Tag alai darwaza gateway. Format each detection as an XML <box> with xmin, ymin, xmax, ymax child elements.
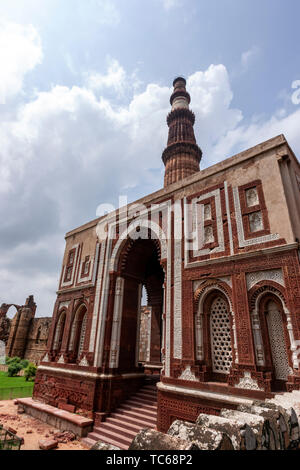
<box><xmin>23</xmin><ymin>77</ymin><xmax>300</xmax><ymax>446</ymax></box>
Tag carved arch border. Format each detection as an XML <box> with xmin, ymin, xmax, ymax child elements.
<box><xmin>109</xmin><ymin>219</ymin><xmax>168</xmax><ymax>274</ymax></box>
<box><xmin>104</xmin><ymin>218</ymin><xmax>170</xmax><ymax>374</ymax></box>
<box><xmin>52</xmin><ymin>307</ymin><xmax>67</xmax><ymax>352</ymax></box>
<box><xmin>68</xmin><ymin>301</ymin><xmax>89</xmax><ymax>364</ymax></box>
<box><xmin>248</xmin><ymin>280</ymin><xmax>299</xmax><ymax>370</ymax></box>
<box><xmin>193</xmin><ymin>280</ymin><xmax>238</xmax><ymax>365</ymax></box>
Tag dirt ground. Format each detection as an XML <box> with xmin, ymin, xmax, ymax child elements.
<box><xmin>0</xmin><ymin>400</ymin><xmax>87</xmax><ymax>450</ymax></box>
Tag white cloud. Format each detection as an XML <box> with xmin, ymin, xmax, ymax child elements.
<box><xmin>85</xmin><ymin>58</ymin><xmax>127</xmax><ymax>95</ymax></box>
<box><xmin>160</xmin><ymin>0</ymin><xmax>182</xmax><ymax>10</ymax></box>
<box><xmin>187</xmin><ymin>65</ymin><xmax>243</xmax><ymax>162</ymax></box>
<box><xmin>85</xmin><ymin>58</ymin><xmax>142</xmax><ymax>97</ymax></box>
<box><xmin>96</xmin><ymin>0</ymin><xmax>120</xmax><ymax>25</ymax></box>
<box><xmin>241</xmin><ymin>45</ymin><xmax>260</xmax><ymax>70</ymax></box>
<box><xmin>1</xmin><ymin>41</ymin><xmax>299</xmax><ymax>316</ymax></box>
<box><xmin>77</xmin><ymin>0</ymin><xmax>120</xmax><ymax>26</ymax></box>
<box><xmin>0</xmin><ymin>20</ymin><xmax>43</xmax><ymax>104</ymax></box>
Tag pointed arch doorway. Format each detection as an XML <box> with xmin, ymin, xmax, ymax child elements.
<box><xmin>265</xmin><ymin>299</ymin><xmax>290</xmax><ymax>389</ymax></box>
<box><xmin>110</xmin><ymin>236</ymin><xmax>165</xmax><ymax>375</ymax></box>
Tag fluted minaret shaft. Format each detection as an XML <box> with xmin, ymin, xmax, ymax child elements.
<box><xmin>162</xmin><ymin>77</ymin><xmax>202</xmax><ymax>187</ymax></box>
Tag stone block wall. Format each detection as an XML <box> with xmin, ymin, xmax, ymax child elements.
<box><xmin>24</xmin><ymin>317</ymin><xmax>52</xmax><ymax>364</ymax></box>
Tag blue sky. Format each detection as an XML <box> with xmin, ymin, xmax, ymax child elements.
<box><xmin>0</xmin><ymin>0</ymin><xmax>299</xmax><ymax>316</ymax></box>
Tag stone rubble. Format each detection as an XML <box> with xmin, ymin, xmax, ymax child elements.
<box><xmin>53</xmin><ymin>431</ymin><xmax>76</xmax><ymax>443</ymax></box>
<box><xmin>129</xmin><ymin>428</ymin><xmax>200</xmax><ymax>451</ymax></box>
<box><xmin>127</xmin><ymin>400</ymin><xmax>300</xmax><ymax>451</ymax></box>
<box><xmin>91</xmin><ymin>441</ymin><xmax>122</xmax><ymax>451</ymax></box>
<box><xmin>196</xmin><ymin>413</ymin><xmax>256</xmax><ymax>450</ymax></box>
<box><xmin>38</xmin><ymin>439</ymin><xmax>59</xmax><ymax>450</ymax></box>
<box><xmin>167</xmin><ymin>420</ymin><xmax>234</xmax><ymax>450</ymax></box>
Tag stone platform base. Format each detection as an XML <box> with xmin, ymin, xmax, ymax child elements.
<box><xmin>157</xmin><ymin>382</ymin><xmax>255</xmax><ymax>432</ymax></box>
<box><xmin>16</xmin><ymin>398</ymin><xmax>93</xmax><ymax>437</ymax></box>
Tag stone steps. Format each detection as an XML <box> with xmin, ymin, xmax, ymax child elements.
<box><xmin>82</xmin><ymin>382</ymin><xmax>157</xmax><ymax>449</ymax></box>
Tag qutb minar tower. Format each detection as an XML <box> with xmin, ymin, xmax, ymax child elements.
<box><xmin>162</xmin><ymin>77</ymin><xmax>202</xmax><ymax>186</ymax></box>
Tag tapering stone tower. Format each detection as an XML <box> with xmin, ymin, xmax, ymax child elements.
<box><xmin>162</xmin><ymin>77</ymin><xmax>202</xmax><ymax>187</ymax></box>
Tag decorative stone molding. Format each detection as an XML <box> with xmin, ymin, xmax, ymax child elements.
<box><xmin>57</xmin><ymin>354</ymin><xmax>65</xmax><ymax>364</ymax></box>
<box><xmin>251</xmin><ymin>310</ymin><xmax>265</xmax><ymax>366</ymax></box>
<box><xmin>193</xmin><ymin>277</ymin><xmax>232</xmax><ymax>292</ymax></box>
<box><xmin>186</xmin><ymin>189</ymin><xmax>225</xmax><ymax>258</ymax></box>
<box><xmin>246</xmin><ymin>269</ymin><xmax>284</xmax><ymax>291</ymax></box>
<box><xmin>79</xmin><ymin>356</ymin><xmax>89</xmax><ymax>367</ymax></box>
<box><xmin>173</xmin><ymin>200</ymin><xmax>182</xmax><ymax>359</ymax></box>
<box><xmin>233</xmin><ymin>187</ymin><xmax>279</xmax><ymax>247</ymax></box>
<box><xmin>178</xmin><ymin>366</ymin><xmax>199</xmax><ymax>382</ymax></box>
<box><xmin>59</xmin><ymin>301</ymin><xmax>70</xmax><ymax>309</ymax></box>
<box><xmin>109</xmin><ymin>276</ymin><xmax>125</xmax><ymax>369</ymax></box>
<box><xmin>42</xmin><ymin>353</ymin><xmax>50</xmax><ymax>363</ymax></box>
<box><xmin>60</xmin><ymin>244</ymin><xmax>80</xmax><ymax>288</ymax></box>
<box><xmin>234</xmin><ymin>372</ymin><xmax>264</xmax><ymax>391</ymax></box>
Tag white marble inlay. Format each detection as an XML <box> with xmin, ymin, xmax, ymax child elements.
<box><xmin>246</xmin><ymin>269</ymin><xmax>284</xmax><ymax>290</ymax></box>
<box><xmin>234</xmin><ymin>372</ymin><xmax>263</xmax><ymax>391</ymax></box>
<box><xmin>233</xmin><ymin>187</ymin><xmax>279</xmax><ymax>247</ymax></box>
<box><xmin>173</xmin><ymin>200</ymin><xmax>182</xmax><ymax>360</ymax></box>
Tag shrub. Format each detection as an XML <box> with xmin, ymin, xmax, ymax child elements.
<box><xmin>20</xmin><ymin>359</ymin><xmax>29</xmax><ymax>369</ymax></box>
<box><xmin>7</xmin><ymin>362</ymin><xmax>23</xmax><ymax>377</ymax></box>
<box><xmin>24</xmin><ymin>363</ymin><xmax>37</xmax><ymax>382</ymax></box>
<box><xmin>6</xmin><ymin>356</ymin><xmax>21</xmax><ymax>365</ymax></box>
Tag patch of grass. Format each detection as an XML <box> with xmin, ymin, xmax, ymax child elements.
<box><xmin>0</xmin><ymin>371</ymin><xmax>34</xmax><ymax>400</ymax></box>
<box><xmin>0</xmin><ymin>371</ymin><xmax>32</xmax><ymax>388</ymax></box>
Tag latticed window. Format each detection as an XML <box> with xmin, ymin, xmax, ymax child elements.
<box><xmin>210</xmin><ymin>296</ymin><xmax>232</xmax><ymax>374</ymax></box>
<box><xmin>78</xmin><ymin>313</ymin><xmax>87</xmax><ymax>358</ymax></box>
<box><xmin>266</xmin><ymin>301</ymin><xmax>290</xmax><ymax>381</ymax></box>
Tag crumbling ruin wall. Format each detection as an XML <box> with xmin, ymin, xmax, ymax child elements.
<box><xmin>0</xmin><ymin>297</ymin><xmax>51</xmax><ymax>364</ymax></box>
<box><xmin>129</xmin><ymin>400</ymin><xmax>300</xmax><ymax>451</ymax></box>
<box><xmin>0</xmin><ymin>315</ymin><xmax>11</xmax><ymax>346</ymax></box>
<box><xmin>24</xmin><ymin>317</ymin><xmax>52</xmax><ymax>364</ymax></box>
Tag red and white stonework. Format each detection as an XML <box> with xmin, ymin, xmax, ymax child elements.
<box><xmin>34</xmin><ymin>77</ymin><xmax>300</xmax><ymax>434</ymax></box>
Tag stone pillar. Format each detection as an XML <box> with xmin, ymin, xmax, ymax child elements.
<box><xmin>146</xmin><ymin>304</ymin><xmax>162</xmax><ymax>365</ymax></box>
<box><xmin>231</xmin><ymin>274</ymin><xmax>256</xmax><ymax>368</ymax></box>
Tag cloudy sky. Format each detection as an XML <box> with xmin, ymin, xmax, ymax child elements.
<box><xmin>0</xmin><ymin>0</ymin><xmax>299</xmax><ymax>317</ymax></box>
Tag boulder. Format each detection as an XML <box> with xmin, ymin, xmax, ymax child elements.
<box><xmin>91</xmin><ymin>441</ymin><xmax>122</xmax><ymax>451</ymax></box>
<box><xmin>220</xmin><ymin>409</ymin><xmax>273</xmax><ymax>450</ymax></box>
<box><xmin>237</xmin><ymin>403</ymin><xmax>285</xmax><ymax>450</ymax></box>
<box><xmin>129</xmin><ymin>428</ymin><xmax>199</xmax><ymax>451</ymax></box>
<box><xmin>38</xmin><ymin>439</ymin><xmax>58</xmax><ymax>450</ymax></box>
<box><xmin>196</xmin><ymin>413</ymin><xmax>256</xmax><ymax>450</ymax></box>
<box><xmin>265</xmin><ymin>400</ymin><xmax>299</xmax><ymax>449</ymax></box>
<box><xmin>167</xmin><ymin>420</ymin><xmax>234</xmax><ymax>450</ymax></box>
<box><xmin>53</xmin><ymin>431</ymin><xmax>76</xmax><ymax>443</ymax></box>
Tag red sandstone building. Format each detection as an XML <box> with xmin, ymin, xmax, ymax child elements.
<box><xmin>33</xmin><ymin>78</ymin><xmax>300</xmax><ymax>436</ymax></box>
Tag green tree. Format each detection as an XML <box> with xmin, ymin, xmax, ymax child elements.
<box><xmin>20</xmin><ymin>359</ymin><xmax>29</xmax><ymax>369</ymax></box>
<box><xmin>24</xmin><ymin>363</ymin><xmax>37</xmax><ymax>382</ymax></box>
<box><xmin>7</xmin><ymin>362</ymin><xmax>23</xmax><ymax>377</ymax></box>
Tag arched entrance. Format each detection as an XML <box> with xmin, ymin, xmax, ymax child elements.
<box><xmin>116</xmin><ymin>237</ymin><xmax>164</xmax><ymax>374</ymax></box>
<box><xmin>53</xmin><ymin>310</ymin><xmax>67</xmax><ymax>354</ymax></box>
<box><xmin>250</xmin><ymin>286</ymin><xmax>294</xmax><ymax>392</ymax></box>
<box><xmin>68</xmin><ymin>304</ymin><xmax>88</xmax><ymax>363</ymax></box>
<box><xmin>266</xmin><ymin>300</ymin><xmax>290</xmax><ymax>381</ymax></box>
<box><xmin>261</xmin><ymin>297</ymin><xmax>291</xmax><ymax>390</ymax></box>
